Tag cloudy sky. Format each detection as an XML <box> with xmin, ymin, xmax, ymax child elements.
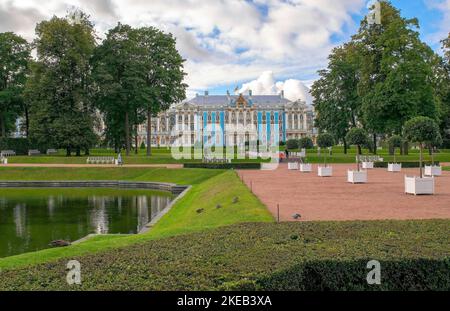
<box><xmin>1</xmin><ymin>0</ymin><xmax>449</xmax><ymax>103</ymax></box>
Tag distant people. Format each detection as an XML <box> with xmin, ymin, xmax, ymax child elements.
<box><xmin>285</xmin><ymin>149</ymin><xmax>289</xmax><ymax>158</ymax></box>
<box><xmin>117</xmin><ymin>152</ymin><xmax>123</xmax><ymax>166</ymax></box>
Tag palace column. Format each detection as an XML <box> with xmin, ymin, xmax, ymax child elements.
<box><xmin>303</xmin><ymin>112</ymin><xmax>308</xmax><ymax>132</ymax></box>
<box><xmin>298</xmin><ymin>113</ymin><xmax>301</xmax><ymax>131</ymax></box>
<box><xmin>291</xmin><ymin>112</ymin><xmax>295</xmax><ymax>130</ymax></box>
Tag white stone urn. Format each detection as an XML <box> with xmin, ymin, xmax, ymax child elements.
<box><xmin>362</xmin><ymin>161</ymin><xmax>374</xmax><ymax>169</ymax></box>
<box><xmin>424</xmin><ymin>165</ymin><xmax>442</xmax><ymax>177</ymax></box>
<box><xmin>405</xmin><ymin>176</ymin><xmax>434</xmax><ymax>195</ymax></box>
<box><xmin>347</xmin><ymin>170</ymin><xmax>367</xmax><ymax>184</ymax></box>
<box><xmin>388</xmin><ymin>163</ymin><xmax>402</xmax><ymax>172</ymax></box>
<box><xmin>300</xmin><ymin>163</ymin><xmax>312</xmax><ymax>172</ymax></box>
<box><xmin>288</xmin><ymin>162</ymin><xmax>299</xmax><ymax>170</ymax></box>
<box><xmin>318</xmin><ymin>166</ymin><xmax>332</xmax><ymax>177</ymax></box>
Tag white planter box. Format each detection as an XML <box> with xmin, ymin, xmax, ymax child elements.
<box><xmin>288</xmin><ymin>162</ymin><xmax>299</xmax><ymax>170</ymax></box>
<box><xmin>114</xmin><ymin>159</ymin><xmax>119</xmax><ymax>165</ymax></box>
<box><xmin>424</xmin><ymin>165</ymin><xmax>442</xmax><ymax>177</ymax></box>
<box><xmin>405</xmin><ymin>176</ymin><xmax>434</xmax><ymax>195</ymax></box>
<box><xmin>362</xmin><ymin>161</ymin><xmax>374</xmax><ymax>169</ymax></box>
<box><xmin>388</xmin><ymin>163</ymin><xmax>402</xmax><ymax>172</ymax></box>
<box><xmin>347</xmin><ymin>170</ymin><xmax>367</xmax><ymax>184</ymax></box>
<box><xmin>318</xmin><ymin>166</ymin><xmax>332</xmax><ymax>177</ymax></box>
<box><xmin>300</xmin><ymin>163</ymin><xmax>312</xmax><ymax>172</ymax></box>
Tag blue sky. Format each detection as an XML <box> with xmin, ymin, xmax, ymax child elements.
<box><xmin>1</xmin><ymin>0</ymin><xmax>449</xmax><ymax>102</ymax></box>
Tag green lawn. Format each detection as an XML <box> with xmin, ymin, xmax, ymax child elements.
<box><xmin>0</xmin><ymin>167</ymin><xmax>273</xmax><ymax>270</ymax></box>
<box><xmin>6</xmin><ymin>146</ymin><xmax>450</xmax><ymax>164</ymax></box>
<box><xmin>0</xmin><ymin>220</ymin><xmax>448</xmax><ymax>290</ymax></box>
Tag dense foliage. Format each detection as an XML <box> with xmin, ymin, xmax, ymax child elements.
<box><xmin>0</xmin><ymin>32</ymin><xmax>31</xmax><ymax>138</ymax></box>
<box><xmin>286</xmin><ymin>139</ymin><xmax>299</xmax><ymax>150</ymax></box>
<box><xmin>312</xmin><ymin>1</ymin><xmax>449</xmax><ymax>153</ymax></box>
<box><xmin>298</xmin><ymin>137</ymin><xmax>314</xmax><ymax>149</ymax></box>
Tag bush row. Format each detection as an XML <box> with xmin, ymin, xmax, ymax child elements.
<box><xmin>183</xmin><ymin>162</ymin><xmax>261</xmax><ymax>169</ymax></box>
<box><xmin>374</xmin><ymin>161</ymin><xmax>440</xmax><ymax>168</ymax></box>
<box><xmin>225</xmin><ymin>258</ymin><xmax>450</xmax><ymax>290</ymax></box>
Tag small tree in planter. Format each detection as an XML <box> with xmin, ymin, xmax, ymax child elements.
<box><xmin>403</xmin><ymin>116</ymin><xmax>440</xmax><ymax>195</ymax></box>
<box><xmin>346</xmin><ymin>128</ymin><xmax>369</xmax><ymax>183</ymax></box>
<box><xmin>387</xmin><ymin>135</ymin><xmax>403</xmax><ymax>172</ymax></box>
<box><xmin>425</xmin><ymin>129</ymin><xmax>443</xmax><ymax>177</ymax></box>
<box><xmin>316</xmin><ymin>133</ymin><xmax>334</xmax><ymax>177</ymax></box>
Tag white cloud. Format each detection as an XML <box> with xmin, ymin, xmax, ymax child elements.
<box><xmin>238</xmin><ymin>71</ymin><xmax>313</xmax><ymax>105</ymax></box>
<box><xmin>0</xmin><ymin>0</ymin><xmax>366</xmax><ymax>93</ymax></box>
<box><xmin>425</xmin><ymin>0</ymin><xmax>450</xmax><ymax>45</ymax></box>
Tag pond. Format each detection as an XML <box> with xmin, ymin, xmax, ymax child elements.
<box><xmin>0</xmin><ymin>188</ymin><xmax>174</xmax><ymax>258</ymax></box>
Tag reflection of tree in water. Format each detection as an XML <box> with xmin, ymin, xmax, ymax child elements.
<box><xmin>14</xmin><ymin>203</ymin><xmax>26</xmax><ymax>238</ymax></box>
<box><xmin>88</xmin><ymin>196</ymin><xmax>112</xmax><ymax>234</ymax></box>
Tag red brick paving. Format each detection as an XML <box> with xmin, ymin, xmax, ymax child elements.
<box><xmin>239</xmin><ymin>164</ymin><xmax>450</xmax><ymax>222</ymax></box>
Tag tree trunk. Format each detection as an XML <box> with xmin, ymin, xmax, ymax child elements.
<box><xmin>134</xmin><ymin>124</ymin><xmax>138</xmax><ymax>155</ymax></box>
<box><xmin>76</xmin><ymin>147</ymin><xmax>81</xmax><ymax>156</ymax></box>
<box><xmin>66</xmin><ymin>147</ymin><xmax>71</xmax><ymax>156</ymax></box>
<box><xmin>403</xmin><ymin>142</ymin><xmax>409</xmax><ymax>155</ymax></box>
<box><xmin>357</xmin><ymin>145</ymin><xmax>362</xmax><ymax>155</ymax></box>
<box><xmin>125</xmin><ymin>111</ymin><xmax>130</xmax><ymax>156</ymax></box>
<box><xmin>343</xmin><ymin>137</ymin><xmax>347</xmax><ymax>154</ymax></box>
<box><xmin>419</xmin><ymin>144</ymin><xmax>423</xmax><ymax>178</ymax></box>
<box><xmin>146</xmin><ymin>108</ymin><xmax>152</xmax><ymax>156</ymax></box>
<box><xmin>84</xmin><ymin>148</ymin><xmax>90</xmax><ymax>156</ymax></box>
<box><xmin>372</xmin><ymin>134</ymin><xmax>377</xmax><ymax>155</ymax></box>
<box><xmin>24</xmin><ymin>107</ymin><xmax>30</xmax><ymax>138</ymax></box>
<box><xmin>0</xmin><ymin>112</ymin><xmax>5</xmax><ymax>138</ymax></box>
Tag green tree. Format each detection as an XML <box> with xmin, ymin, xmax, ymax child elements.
<box><xmin>387</xmin><ymin>135</ymin><xmax>403</xmax><ymax>163</ymax></box>
<box><xmin>312</xmin><ymin>43</ymin><xmax>360</xmax><ymax>154</ymax></box>
<box><xmin>355</xmin><ymin>1</ymin><xmax>438</xmax><ymax>148</ymax></box>
<box><xmin>135</xmin><ymin>27</ymin><xmax>187</xmax><ymax>156</ymax></box>
<box><xmin>438</xmin><ymin>33</ymin><xmax>450</xmax><ymax>147</ymax></box>
<box><xmin>298</xmin><ymin>137</ymin><xmax>314</xmax><ymax>149</ymax></box>
<box><xmin>346</xmin><ymin>128</ymin><xmax>368</xmax><ymax>171</ymax></box>
<box><xmin>316</xmin><ymin>133</ymin><xmax>334</xmax><ymax>167</ymax></box>
<box><xmin>0</xmin><ymin>32</ymin><xmax>31</xmax><ymax>137</ymax></box>
<box><xmin>286</xmin><ymin>139</ymin><xmax>299</xmax><ymax>150</ymax></box>
<box><xmin>92</xmin><ymin>23</ymin><xmax>145</xmax><ymax>155</ymax></box>
<box><xmin>27</xmin><ymin>11</ymin><xmax>97</xmax><ymax>155</ymax></box>
<box><xmin>403</xmin><ymin>116</ymin><xmax>441</xmax><ymax>178</ymax></box>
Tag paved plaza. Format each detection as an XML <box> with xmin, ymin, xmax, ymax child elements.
<box><xmin>239</xmin><ymin>164</ymin><xmax>450</xmax><ymax>222</ymax></box>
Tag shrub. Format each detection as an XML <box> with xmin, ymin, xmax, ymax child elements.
<box><xmin>316</xmin><ymin>133</ymin><xmax>334</xmax><ymax>166</ymax></box>
<box><xmin>346</xmin><ymin>128</ymin><xmax>368</xmax><ymax>171</ymax></box>
<box><xmin>286</xmin><ymin>139</ymin><xmax>299</xmax><ymax>150</ymax></box>
<box><xmin>388</xmin><ymin>135</ymin><xmax>403</xmax><ymax>163</ymax></box>
<box><xmin>374</xmin><ymin>161</ymin><xmax>439</xmax><ymax>168</ymax></box>
<box><xmin>298</xmin><ymin>137</ymin><xmax>314</xmax><ymax>149</ymax></box>
<box><xmin>0</xmin><ymin>138</ymin><xmax>31</xmax><ymax>155</ymax></box>
<box><xmin>404</xmin><ymin>117</ymin><xmax>441</xmax><ymax>177</ymax></box>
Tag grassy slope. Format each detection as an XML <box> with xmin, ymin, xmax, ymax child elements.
<box><xmin>0</xmin><ymin>168</ymin><xmax>272</xmax><ymax>270</ymax></box>
<box><xmin>0</xmin><ymin>220</ymin><xmax>448</xmax><ymax>290</ymax></box>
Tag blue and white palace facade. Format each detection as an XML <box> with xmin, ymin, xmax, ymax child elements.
<box><xmin>137</xmin><ymin>90</ymin><xmax>316</xmax><ymax>147</ymax></box>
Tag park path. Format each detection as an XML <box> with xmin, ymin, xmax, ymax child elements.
<box><xmin>0</xmin><ymin>163</ymin><xmax>183</xmax><ymax>169</ymax></box>
<box><xmin>239</xmin><ymin>163</ymin><xmax>450</xmax><ymax>222</ymax></box>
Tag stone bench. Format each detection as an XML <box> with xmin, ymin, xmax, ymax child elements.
<box><xmin>46</xmin><ymin>149</ymin><xmax>58</xmax><ymax>155</ymax></box>
<box><xmin>86</xmin><ymin>156</ymin><xmax>115</xmax><ymax>164</ymax></box>
<box><xmin>1</xmin><ymin>150</ymin><xmax>15</xmax><ymax>157</ymax></box>
<box><xmin>28</xmin><ymin>149</ymin><xmax>41</xmax><ymax>156</ymax></box>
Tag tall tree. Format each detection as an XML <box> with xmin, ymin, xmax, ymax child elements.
<box><xmin>27</xmin><ymin>10</ymin><xmax>97</xmax><ymax>155</ymax></box>
<box><xmin>92</xmin><ymin>23</ymin><xmax>147</xmax><ymax>155</ymax></box>
<box><xmin>438</xmin><ymin>33</ymin><xmax>450</xmax><ymax>147</ymax></box>
<box><xmin>311</xmin><ymin>43</ymin><xmax>360</xmax><ymax>154</ymax></box>
<box><xmin>355</xmin><ymin>1</ymin><xmax>438</xmax><ymax>142</ymax></box>
<box><xmin>135</xmin><ymin>27</ymin><xmax>187</xmax><ymax>156</ymax></box>
<box><xmin>0</xmin><ymin>32</ymin><xmax>30</xmax><ymax>137</ymax></box>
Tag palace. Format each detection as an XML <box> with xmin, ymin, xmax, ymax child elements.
<box><xmin>136</xmin><ymin>90</ymin><xmax>316</xmax><ymax>147</ymax></box>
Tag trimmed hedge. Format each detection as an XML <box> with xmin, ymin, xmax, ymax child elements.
<box><xmin>184</xmin><ymin>162</ymin><xmax>261</xmax><ymax>169</ymax></box>
<box><xmin>0</xmin><ymin>220</ymin><xmax>448</xmax><ymax>290</ymax></box>
<box><xmin>228</xmin><ymin>258</ymin><xmax>450</xmax><ymax>291</ymax></box>
<box><xmin>374</xmin><ymin>161</ymin><xmax>440</xmax><ymax>168</ymax></box>
<box><xmin>0</xmin><ymin>138</ymin><xmax>30</xmax><ymax>155</ymax></box>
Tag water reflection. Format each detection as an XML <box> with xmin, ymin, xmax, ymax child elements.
<box><xmin>0</xmin><ymin>188</ymin><xmax>174</xmax><ymax>258</ymax></box>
